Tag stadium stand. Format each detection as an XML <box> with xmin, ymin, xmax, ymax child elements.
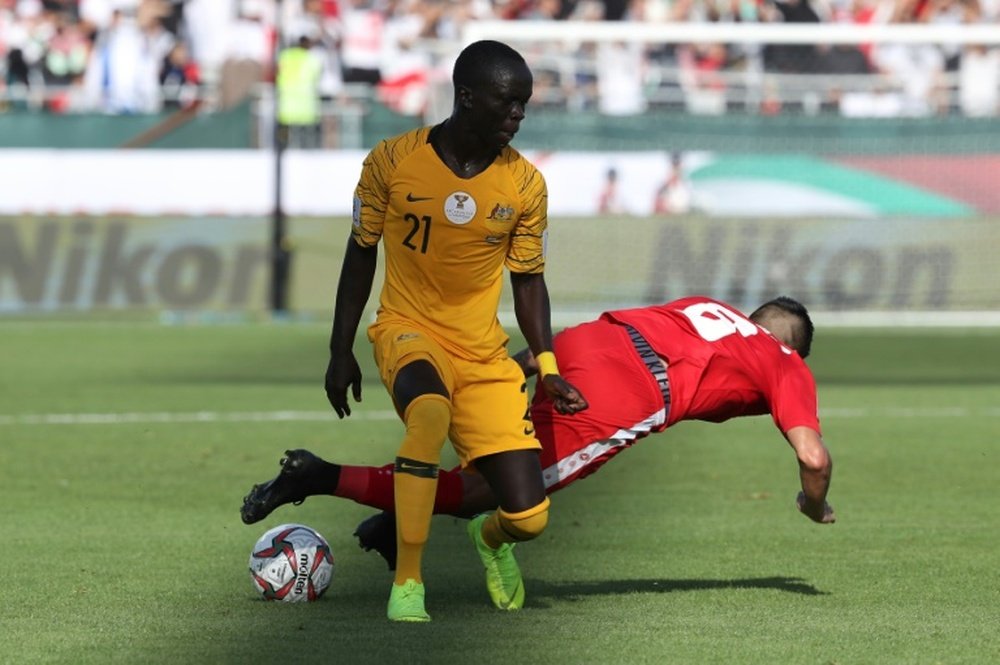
<box><xmin>2</xmin><ymin>0</ymin><xmax>997</xmax><ymax>136</ymax></box>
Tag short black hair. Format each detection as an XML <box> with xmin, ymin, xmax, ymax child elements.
<box><xmin>749</xmin><ymin>296</ymin><xmax>814</xmax><ymax>358</ymax></box>
<box><xmin>452</xmin><ymin>40</ymin><xmax>527</xmax><ymax>89</ymax></box>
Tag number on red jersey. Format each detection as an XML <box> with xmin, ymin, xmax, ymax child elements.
<box><xmin>682</xmin><ymin>302</ymin><xmax>759</xmax><ymax>342</ymax></box>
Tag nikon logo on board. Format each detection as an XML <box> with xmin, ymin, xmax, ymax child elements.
<box><xmin>0</xmin><ymin>218</ymin><xmax>270</xmax><ymax>310</ymax></box>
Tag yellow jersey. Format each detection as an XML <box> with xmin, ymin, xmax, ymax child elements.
<box><xmin>352</xmin><ymin>126</ymin><xmax>548</xmax><ymax>362</ymax></box>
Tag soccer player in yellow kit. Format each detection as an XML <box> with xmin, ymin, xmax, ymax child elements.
<box><xmin>322</xmin><ymin>40</ymin><xmax>588</xmax><ymax>622</ymax></box>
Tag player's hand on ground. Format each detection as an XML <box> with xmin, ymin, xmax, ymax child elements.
<box><xmin>325</xmin><ymin>352</ymin><xmax>363</xmax><ymax>418</ymax></box>
<box><xmin>541</xmin><ymin>375</ymin><xmax>589</xmax><ymax>415</ymax></box>
<box><xmin>796</xmin><ymin>491</ymin><xmax>836</xmax><ymax>524</ymax></box>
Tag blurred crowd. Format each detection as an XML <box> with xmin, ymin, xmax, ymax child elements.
<box><xmin>1</xmin><ymin>0</ymin><xmax>998</xmax><ymax>118</ymax></box>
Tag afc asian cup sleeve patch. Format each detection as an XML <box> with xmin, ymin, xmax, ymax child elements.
<box><xmin>352</xmin><ymin>194</ymin><xmax>362</xmax><ymax>228</ymax></box>
<box><xmin>542</xmin><ymin>229</ymin><xmax>548</xmax><ymax>258</ymax></box>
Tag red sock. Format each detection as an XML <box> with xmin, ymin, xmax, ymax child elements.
<box><xmin>432</xmin><ymin>467</ymin><xmax>464</xmax><ymax>515</ymax></box>
<box><xmin>333</xmin><ymin>464</ymin><xmax>392</xmax><ymax>511</ymax></box>
<box><xmin>333</xmin><ymin>463</ymin><xmax>465</xmax><ymax>516</ymax></box>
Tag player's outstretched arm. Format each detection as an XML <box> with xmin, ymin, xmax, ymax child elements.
<box><xmin>785</xmin><ymin>426</ymin><xmax>835</xmax><ymax>524</ymax></box>
<box><xmin>325</xmin><ymin>239</ymin><xmax>377</xmax><ymax>418</ymax></box>
<box><xmin>510</xmin><ymin>272</ymin><xmax>588</xmax><ymax>414</ymax></box>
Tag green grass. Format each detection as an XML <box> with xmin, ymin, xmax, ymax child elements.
<box><xmin>2</xmin><ymin>321</ymin><xmax>999</xmax><ymax>664</ymax></box>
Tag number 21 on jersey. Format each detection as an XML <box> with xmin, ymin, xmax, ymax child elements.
<box><xmin>402</xmin><ymin>213</ymin><xmax>431</xmax><ymax>253</ymax></box>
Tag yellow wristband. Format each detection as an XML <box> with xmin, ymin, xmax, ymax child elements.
<box><xmin>536</xmin><ymin>351</ymin><xmax>560</xmax><ymax>378</ymax></box>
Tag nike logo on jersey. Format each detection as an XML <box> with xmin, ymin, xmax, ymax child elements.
<box><xmin>524</xmin><ymin>426</ymin><xmax>535</xmax><ymax>436</ymax></box>
<box><xmin>406</xmin><ymin>193</ymin><xmax>432</xmax><ymax>202</ymax></box>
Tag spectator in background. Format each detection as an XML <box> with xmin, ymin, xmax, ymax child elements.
<box><xmin>2</xmin><ymin>3</ymin><xmax>47</xmax><ymax>99</ymax></box>
<box><xmin>522</xmin><ymin>0</ymin><xmax>564</xmax><ymax>19</ymax></box>
<box><xmin>82</xmin><ymin>7</ymin><xmax>163</xmax><ymax>113</ymax></box>
<box><xmin>376</xmin><ymin>0</ymin><xmax>439</xmax><ymax>116</ymax></box>
<box><xmin>182</xmin><ymin>0</ymin><xmax>237</xmax><ymax>80</ymax></box>
<box><xmin>339</xmin><ymin>0</ymin><xmax>384</xmax><ymax>84</ymax></box>
<box><xmin>159</xmin><ymin>0</ymin><xmax>186</xmax><ymax>36</ymax></box>
<box><xmin>41</xmin><ymin>12</ymin><xmax>89</xmax><ymax>89</ymax></box>
<box><xmin>435</xmin><ymin>0</ymin><xmax>495</xmax><ymax>40</ymax></box>
<box><xmin>596</xmin><ymin>40</ymin><xmax>648</xmax><ymax>115</ymax></box>
<box><xmin>297</xmin><ymin>0</ymin><xmax>344</xmax><ymax>106</ymax></box>
<box><xmin>919</xmin><ymin>0</ymin><xmax>967</xmax><ymax>71</ymax></box>
<box><xmin>656</xmin><ymin>0</ymin><xmax>734</xmax><ymax>110</ymax></box>
<box><xmin>835</xmin><ymin>0</ymin><xmax>885</xmax><ymax>68</ymax></box>
<box><xmin>959</xmin><ymin>43</ymin><xmax>1000</xmax><ymax>116</ymax></box>
<box><xmin>40</xmin><ymin>10</ymin><xmax>90</xmax><ymax>111</ymax></box>
<box><xmin>868</xmin><ymin>0</ymin><xmax>950</xmax><ymax>115</ymax></box>
<box><xmin>2</xmin><ymin>0</ymin><xmax>996</xmax><ymax>121</ymax></box>
<box><xmin>958</xmin><ymin>0</ymin><xmax>999</xmax><ymax>117</ymax></box>
<box><xmin>678</xmin><ymin>41</ymin><xmax>728</xmax><ymax>115</ymax></box>
<box><xmin>4</xmin><ymin>47</ymin><xmax>31</xmax><ymax>108</ymax></box>
<box><xmin>870</xmin><ymin>40</ymin><xmax>947</xmax><ymax>115</ymax></box>
<box><xmin>159</xmin><ymin>40</ymin><xmax>199</xmax><ymax>109</ymax></box>
<box><xmin>562</xmin><ymin>0</ymin><xmax>603</xmax><ymax>110</ymax></box>
<box><xmin>42</xmin><ymin>0</ymin><xmax>79</xmax><ymax>20</ymax></box>
<box><xmin>79</xmin><ymin>0</ymin><xmax>120</xmax><ymax>31</ymax></box>
<box><xmin>277</xmin><ymin>33</ymin><xmax>323</xmax><ymax>148</ymax></box>
<box><xmin>139</xmin><ymin>1</ymin><xmax>177</xmax><ymax>73</ymax></box>
<box><xmin>218</xmin><ymin>0</ymin><xmax>268</xmax><ymax>109</ymax></box>
<box><xmin>597</xmin><ymin>166</ymin><xmax>626</xmax><ymax>214</ymax></box>
<box><xmin>602</xmin><ymin>0</ymin><xmax>631</xmax><ymax>19</ymax></box>
<box><xmin>762</xmin><ymin>0</ymin><xmax>826</xmax><ymax>73</ymax></box>
<box><xmin>653</xmin><ymin>151</ymin><xmax>693</xmax><ymax>215</ymax></box>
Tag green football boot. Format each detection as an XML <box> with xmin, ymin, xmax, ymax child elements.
<box><xmin>467</xmin><ymin>513</ymin><xmax>525</xmax><ymax>610</ymax></box>
<box><xmin>387</xmin><ymin>579</ymin><xmax>431</xmax><ymax>622</ymax></box>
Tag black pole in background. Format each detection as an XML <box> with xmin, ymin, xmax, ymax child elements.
<box><xmin>270</xmin><ymin>0</ymin><xmax>291</xmax><ymax>315</ymax></box>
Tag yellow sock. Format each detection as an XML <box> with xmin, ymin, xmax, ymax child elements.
<box><xmin>393</xmin><ymin>394</ymin><xmax>451</xmax><ymax>586</ymax></box>
<box><xmin>481</xmin><ymin>497</ymin><xmax>551</xmax><ymax>549</ymax></box>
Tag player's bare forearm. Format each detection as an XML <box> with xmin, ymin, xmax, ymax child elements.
<box><xmin>510</xmin><ymin>271</ymin><xmax>554</xmax><ymax>355</ymax></box>
<box><xmin>786</xmin><ymin>426</ymin><xmax>835</xmax><ymax>524</ymax></box>
<box><xmin>510</xmin><ymin>272</ymin><xmax>588</xmax><ymax>413</ymax></box>
<box><xmin>326</xmin><ymin>238</ymin><xmax>377</xmax><ymax>417</ymax></box>
<box><xmin>329</xmin><ymin>239</ymin><xmax>377</xmax><ymax>355</ymax></box>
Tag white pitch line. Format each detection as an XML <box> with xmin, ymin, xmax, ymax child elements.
<box><xmin>0</xmin><ymin>407</ymin><xmax>997</xmax><ymax>426</ymax></box>
<box><xmin>0</xmin><ymin>410</ymin><xmax>399</xmax><ymax>426</ymax></box>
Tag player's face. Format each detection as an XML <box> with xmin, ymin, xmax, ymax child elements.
<box><xmin>469</xmin><ymin>61</ymin><xmax>533</xmax><ymax>150</ymax></box>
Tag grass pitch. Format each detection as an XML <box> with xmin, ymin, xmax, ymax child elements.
<box><xmin>2</xmin><ymin>320</ymin><xmax>999</xmax><ymax>664</ymax></box>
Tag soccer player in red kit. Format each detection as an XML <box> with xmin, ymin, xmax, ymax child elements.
<box><xmin>242</xmin><ymin>295</ymin><xmax>835</xmax><ymax>570</ymax></box>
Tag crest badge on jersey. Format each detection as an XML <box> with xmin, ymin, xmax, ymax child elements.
<box><xmin>444</xmin><ymin>191</ymin><xmax>476</xmax><ymax>225</ymax></box>
<box><xmin>484</xmin><ymin>201</ymin><xmax>516</xmax><ymax>244</ymax></box>
<box><xmin>486</xmin><ymin>203</ymin><xmax>515</xmax><ymax>222</ymax></box>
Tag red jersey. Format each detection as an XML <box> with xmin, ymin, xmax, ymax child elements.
<box><xmin>531</xmin><ymin>297</ymin><xmax>820</xmax><ymax>492</ymax></box>
<box><xmin>600</xmin><ymin>296</ymin><xmax>820</xmax><ymax>434</ymax></box>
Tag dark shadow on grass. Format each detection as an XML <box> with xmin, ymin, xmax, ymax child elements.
<box><xmin>528</xmin><ymin>576</ymin><xmax>827</xmax><ymax>602</ymax></box>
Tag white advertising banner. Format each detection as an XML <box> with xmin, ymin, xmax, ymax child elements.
<box><xmin>0</xmin><ymin>148</ymin><xmax>977</xmax><ymax>217</ymax></box>
<box><xmin>0</xmin><ymin>149</ymin><xmax>697</xmax><ymax>217</ymax></box>
<box><xmin>0</xmin><ymin>150</ymin><xmax>692</xmax><ymax>216</ymax></box>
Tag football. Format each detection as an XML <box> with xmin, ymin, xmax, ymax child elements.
<box><xmin>249</xmin><ymin>523</ymin><xmax>334</xmax><ymax>602</ymax></box>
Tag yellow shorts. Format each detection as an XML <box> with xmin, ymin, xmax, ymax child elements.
<box><xmin>368</xmin><ymin>319</ymin><xmax>540</xmax><ymax>467</ymax></box>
